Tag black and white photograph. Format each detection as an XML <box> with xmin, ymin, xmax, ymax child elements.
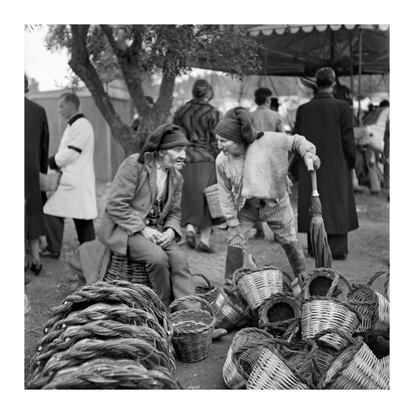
<box><xmin>5</xmin><ymin>0</ymin><xmax>413</xmax><ymax>411</ymax></box>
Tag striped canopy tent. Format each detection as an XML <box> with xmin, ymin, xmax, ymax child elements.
<box><xmin>247</xmin><ymin>24</ymin><xmax>390</xmax><ymax>77</ymax></box>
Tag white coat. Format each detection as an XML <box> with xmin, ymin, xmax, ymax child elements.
<box><xmin>44</xmin><ymin>115</ymin><xmax>97</xmax><ymax>219</ymax></box>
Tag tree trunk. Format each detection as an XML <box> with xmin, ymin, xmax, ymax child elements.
<box><xmin>69</xmin><ymin>25</ymin><xmax>138</xmax><ymax>154</ymax></box>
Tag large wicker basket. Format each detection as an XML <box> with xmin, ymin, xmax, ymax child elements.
<box><xmin>204</xmin><ymin>183</ymin><xmax>224</xmax><ymax>219</ymax></box>
<box><xmin>29</xmin><ymin>328</ymin><xmax>176</xmax><ymax>389</ymax></box>
<box><xmin>246</xmin><ymin>342</ymin><xmax>312</xmax><ymax>390</ymax></box>
<box><xmin>222</xmin><ymin>328</ymin><xmax>274</xmax><ymax>389</ymax></box>
<box><xmin>301</xmin><ymin>297</ymin><xmax>361</xmax><ymax>350</ymax></box>
<box><xmin>303</xmin><ymin>268</ymin><xmax>351</xmax><ymax>301</ymax></box>
<box><xmin>42</xmin><ymin>359</ymin><xmax>181</xmax><ymax>389</ymax></box>
<box><xmin>212</xmin><ymin>286</ymin><xmax>251</xmax><ymax>331</ymax></box>
<box><xmin>168</xmin><ymin>295</ymin><xmax>216</xmax><ymax>363</ymax></box>
<box><xmin>258</xmin><ymin>293</ymin><xmax>302</xmax><ymax>338</ymax></box>
<box><xmin>104</xmin><ymin>252</ymin><xmax>152</xmax><ymax>287</ymax></box>
<box><xmin>318</xmin><ymin>329</ymin><xmax>390</xmax><ymax>389</ymax></box>
<box><xmin>233</xmin><ymin>266</ymin><xmax>287</xmax><ymax>310</ymax></box>
<box><xmin>347</xmin><ymin>284</ymin><xmax>389</xmax><ymax>333</ymax></box>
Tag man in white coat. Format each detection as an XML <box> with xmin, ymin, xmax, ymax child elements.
<box><xmin>41</xmin><ymin>92</ymin><xmax>97</xmax><ymax>258</ymax></box>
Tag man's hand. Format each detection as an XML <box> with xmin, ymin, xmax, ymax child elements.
<box><xmin>304</xmin><ymin>152</ymin><xmax>321</xmax><ymax>170</ymax></box>
<box><xmin>140</xmin><ymin>227</ymin><xmax>162</xmax><ymax>244</ymax></box>
<box><xmin>157</xmin><ymin>228</ymin><xmax>175</xmax><ymax>249</ymax></box>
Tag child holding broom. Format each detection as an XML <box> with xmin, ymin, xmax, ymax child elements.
<box><xmin>215</xmin><ymin>107</ymin><xmax>320</xmax><ymax>294</ymax></box>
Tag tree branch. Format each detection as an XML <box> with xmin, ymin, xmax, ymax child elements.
<box><xmin>100</xmin><ymin>24</ymin><xmax>149</xmax><ymax>116</ymax></box>
<box><xmin>69</xmin><ymin>25</ymin><xmax>136</xmax><ymax>152</ymax></box>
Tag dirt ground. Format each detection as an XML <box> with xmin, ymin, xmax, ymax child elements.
<box><xmin>24</xmin><ymin>183</ymin><xmax>389</xmax><ymax>389</ymax></box>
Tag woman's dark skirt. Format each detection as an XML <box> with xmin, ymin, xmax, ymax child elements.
<box><xmin>181</xmin><ymin>161</ymin><xmax>224</xmax><ymax>228</ymax></box>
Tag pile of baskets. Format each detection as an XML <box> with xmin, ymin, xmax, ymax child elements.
<box><xmin>27</xmin><ymin>280</ymin><xmax>179</xmax><ymax>389</ymax></box>
<box><xmin>220</xmin><ymin>266</ymin><xmax>390</xmax><ymax>390</ymax></box>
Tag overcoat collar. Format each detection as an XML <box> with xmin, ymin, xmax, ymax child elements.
<box><xmin>313</xmin><ymin>91</ymin><xmax>334</xmax><ymax>100</ymax></box>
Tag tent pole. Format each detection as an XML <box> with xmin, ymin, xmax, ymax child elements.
<box><xmin>357</xmin><ymin>28</ymin><xmax>363</xmax><ymax>125</ymax></box>
<box><xmin>349</xmin><ymin>30</ymin><xmax>354</xmax><ymax>99</ymax></box>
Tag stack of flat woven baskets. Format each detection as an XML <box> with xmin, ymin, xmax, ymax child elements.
<box><xmin>27</xmin><ymin>280</ymin><xmax>179</xmax><ymax>389</ymax></box>
<box><xmin>220</xmin><ymin>267</ymin><xmax>390</xmax><ymax>390</ymax></box>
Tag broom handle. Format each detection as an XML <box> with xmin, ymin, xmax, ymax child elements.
<box><xmin>306</xmin><ymin>158</ymin><xmax>319</xmax><ymax>197</ymax></box>
<box><xmin>310</xmin><ymin>171</ymin><xmax>319</xmax><ymax>196</ymax></box>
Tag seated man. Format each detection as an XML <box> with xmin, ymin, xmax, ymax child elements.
<box><xmin>98</xmin><ymin>124</ymin><xmax>195</xmax><ymax>306</ymax></box>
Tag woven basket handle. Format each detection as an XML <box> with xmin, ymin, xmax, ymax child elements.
<box><xmin>326</xmin><ymin>270</ymin><xmax>348</xmax><ymax>298</ymax></box>
<box><xmin>367</xmin><ymin>270</ymin><xmax>389</xmax><ymax>287</ymax></box>
<box><xmin>312</xmin><ymin>327</ymin><xmax>357</xmax><ymax>346</ymax></box>
<box><xmin>168</xmin><ymin>295</ymin><xmax>213</xmax><ymax>318</ymax></box>
<box><xmin>193</xmin><ymin>273</ymin><xmax>212</xmax><ymax>288</ymax></box>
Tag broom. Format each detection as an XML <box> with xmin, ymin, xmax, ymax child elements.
<box><xmin>307</xmin><ymin>163</ymin><xmax>332</xmax><ymax>268</ymax></box>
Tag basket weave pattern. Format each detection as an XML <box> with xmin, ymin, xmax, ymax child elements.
<box><xmin>204</xmin><ymin>183</ymin><xmax>224</xmax><ymax>219</ymax></box>
<box><xmin>246</xmin><ymin>346</ymin><xmax>310</xmax><ymax>390</ymax></box>
<box><xmin>104</xmin><ymin>253</ymin><xmax>152</xmax><ymax>287</ymax></box>
<box><xmin>347</xmin><ymin>285</ymin><xmax>389</xmax><ymax>333</ymax></box>
<box><xmin>301</xmin><ymin>298</ymin><xmax>360</xmax><ymax>350</ymax></box>
<box><xmin>43</xmin><ymin>358</ymin><xmax>180</xmax><ymax>389</ymax></box>
<box><xmin>320</xmin><ymin>339</ymin><xmax>389</xmax><ymax>389</ymax></box>
<box><xmin>258</xmin><ymin>293</ymin><xmax>302</xmax><ymax>337</ymax></box>
<box><xmin>222</xmin><ymin>328</ymin><xmax>273</xmax><ymax>389</ymax></box>
<box><xmin>303</xmin><ymin>268</ymin><xmax>351</xmax><ymax>301</ymax></box>
<box><xmin>212</xmin><ymin>287</ymin><xmax>251</xmax><ymax>331</ymax></box>
<box><xmin>28</xmin><ymin>281</ymin><xmax>176</xmax><ymax>389</ymax></box>
<box><xmin>169</xmin><ymin>296</ymin><xmax>216</xmax><ymax>363</ymax></box>
<box><xmin>234</xmin><ymin>266</ymin><xmax>286</xmax><ymax>310</ymax></box>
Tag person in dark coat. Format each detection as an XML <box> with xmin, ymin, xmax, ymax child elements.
<box><xmin>294</xmin><ymin>67</ymin><xmax>359</xmax><ymax>260</ymax></box>
<box><xmin>173</xmin><ymin>79</ymin><xmax>221</xmax><ymax>253</ymax></box>
<box><xmin>24</xmin><ymin>75</ymin><xmax>50</xmax><ymax>274</ymax></box>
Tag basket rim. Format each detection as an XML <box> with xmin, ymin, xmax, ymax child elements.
<box><xmin>233</xmin><ymin>266</ymin><xmax>289</xmax><ymax>285</ymax></box>
<box><xmin>302</xmin><ymin>296</ymin><xmax>362</xmax><ymax>323</ymax></box>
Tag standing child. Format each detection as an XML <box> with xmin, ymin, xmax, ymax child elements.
<box><xmin>215</xmin><ymin>107</ymin><xmax>320</xmax><ymax>292</ymax></box>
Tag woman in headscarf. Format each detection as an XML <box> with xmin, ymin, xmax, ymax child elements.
<box><xmin>173</xmin><ymin>79</ymin><xmax>222</xmax><ymax>252</ymax></box>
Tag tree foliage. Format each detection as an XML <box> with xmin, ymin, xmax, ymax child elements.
<box><xmin>45</xmin><ymin>24</ymin><xmax>262</xmax><ymax>155</ymax></box>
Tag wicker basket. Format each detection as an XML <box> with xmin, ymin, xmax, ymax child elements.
<box><xmin>168</xmin><ymin>295</ymin><xmax>216</xmax><ymax>363</ymax></box>
<box><xmin>193</xmin><ymin>273</ymin><xmax>219</xmax><ymax>305</ymax></box>
<box><xmin>233</xmin><ymin>266</ymin><xmax>286</xmax><ymax>310</ymax></box>
<box><xmin>246</xmin><ymin>343</ymin><xmax>312</xmax><ymax>390</ymax></box>
<box><xmin>28</xmin><ymin>334</ymin><xmax>176</xmax><ymax>389</ymax></box>
<box><xmin>42</xmin><ymin>359</ymin><xmax>181</xmax><ymax>389</ymax></box>
<box><xmin>318</xmin><ymin>329</ymin><xmax>390</xmax><ymax>389</ymax></box>
<box><xmin>105</xmin><ymin>252</ymin><xmax>152</xmax><ymax>287</ymax></box>
<box><xmin>347</xmin><ymin>284</ymin><xmax>389</xmax><ymax>333</ymax></box>
<box><xmin>30</xmin><ymin>318</ymin><xmax>174</xmax><ymax>378</ymax></box>
<box><xmin>203</xmin><ymin>183</ymin><xmax>224</xmax><ymax>219</ymax></box>
<box><xmin>303</xmin><ymin>268</ymin><xmax>351</xmax><ymax>301</ymax></box>
<box><xmin>368</xmin><ymin>270</ymin><xmax>390</xmax><ymax>300</ymax></box>
<box><xmin>258</xmin><ymin>293</ymin><xmax>302</xmax><ymax>337</ymax></box>
<box><xmin>222</xmin><ymin>328</ymin><xmax>274</xmax><ymax>389</ymax></box>
<box><xmin>212</xmin><ymin>287</ymin><xmax>251</xmax><ymax>331</ymax></box>
<box><xmin>301</xmin><ymin>297</ymin><xmax>361</xmax><ymax>350</ymax></box>
<box><xmin>40</xmin><ymin>281</ymin><xmax>169</xmax><ymax>334</ymax></box>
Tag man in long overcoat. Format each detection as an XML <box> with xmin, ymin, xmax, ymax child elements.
<box><xmin>294</xmin><ymin>67</ymin><xmax>359</xmax><ymax>259</ymax></box>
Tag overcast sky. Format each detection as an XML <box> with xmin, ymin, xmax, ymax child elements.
<box><xmin>24</xmin><ymin>26</ymin><xmax>72</xmax><ymax>91</ymax></box>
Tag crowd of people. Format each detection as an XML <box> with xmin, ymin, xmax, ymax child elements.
<box><xmin>24</xmin><ymin>66</ymin><xmax>389</xmax><ymax>306</ymax></box>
